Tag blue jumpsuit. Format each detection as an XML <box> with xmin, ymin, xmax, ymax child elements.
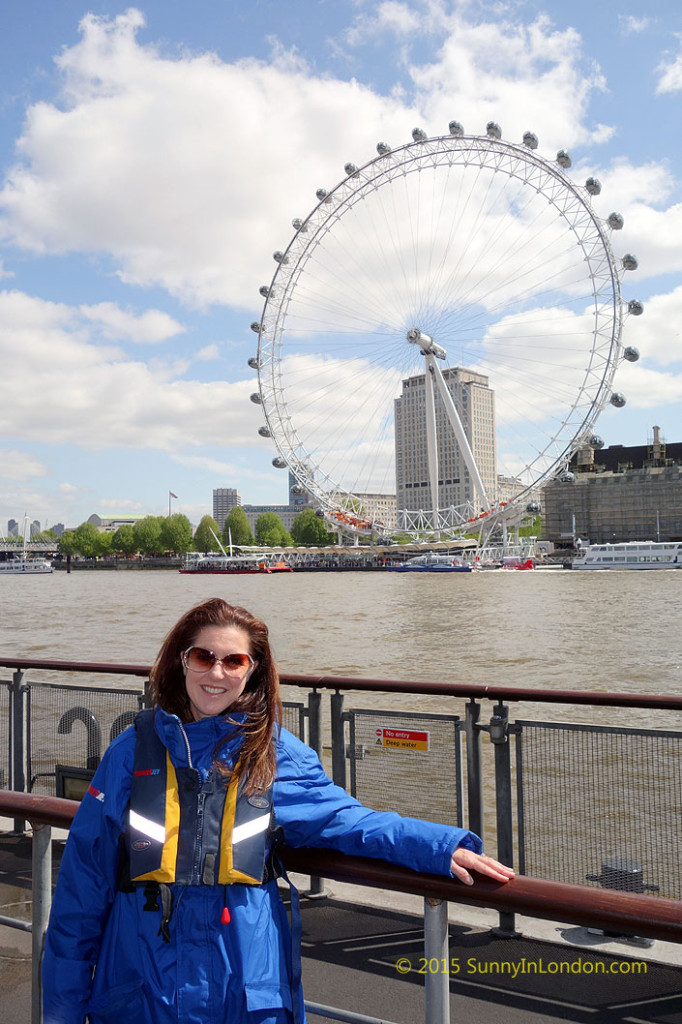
<box><xmin>42</xmin><ymin>708</ymin><xmax>482</xmax><ymax>1024</ymax></box>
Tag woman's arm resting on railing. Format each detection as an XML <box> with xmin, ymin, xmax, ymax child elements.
<box><xmin>451</xmin><ymin>847</ymin><xmax>515</xmax><ymax>886</ymax></box>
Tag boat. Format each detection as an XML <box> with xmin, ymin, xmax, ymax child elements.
<box><xmin>387</xmin><ymin>554</ymin><xmax>472</xmax><ymax>573</ymax></box>
<box><xmin>0</xmin><ymin>516</ymin><xmax>54</xmax><ymax>575</ymax></box>
<box><xmin>571</xmin><ymin>541</ymin><xmax>682</xmax><ymax>571</ymax></box>
<box><xmin>180</xmin><ymin>552</ymin><xmax>293</xmax><ymax>575</ymax></box>
<box><xmin>501</xmin><ymin>556</ymin><xmax>534</xmax><ymax>570</ymax></box>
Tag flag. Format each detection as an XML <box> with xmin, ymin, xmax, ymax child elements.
<box><xmin>169</xmin><ymin>491</ymin><xmax>178</xmax><ymax>499</ymax></box>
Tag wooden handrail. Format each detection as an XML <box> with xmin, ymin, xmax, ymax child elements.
<box><xmin>2</xmin><ymin>790</ymin><xmax>680</xmax><ymax>945</ymax></box>
<box><xmin>3</xmin><ymin>657</ymin><xmax>682</xmax><ymax>709</ymax></box>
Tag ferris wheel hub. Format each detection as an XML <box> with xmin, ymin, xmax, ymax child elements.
<box><xmin>406</xmin><ymin>327</ymin><xmax>447</xmax><ymax>360</ymax></box>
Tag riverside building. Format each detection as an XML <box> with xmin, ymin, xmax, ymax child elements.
<box><xmin>542</xmin><ymin>427</ymin><xmax>682</xmax><ymax>545</ymax></box>
<box><xmin>212</xmin><ymin>489</ymin><xmax>242</xmax><ymax>531</ymax></box>
<box><xmin>394</xmin><ymin>367</ymin><xmax>497</xmax><ymax>513</ymax></box>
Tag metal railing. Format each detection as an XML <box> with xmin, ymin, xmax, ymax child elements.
<box><xmin>2</xmin><ymin>790</ymin><xmax>681</xmax><ymax>1024</ymax></box>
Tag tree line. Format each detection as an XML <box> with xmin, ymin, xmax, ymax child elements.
<box><xmin>57</xmin><ymin>507</ymin><xmax>337</xmax><ymax>558</ymax></box>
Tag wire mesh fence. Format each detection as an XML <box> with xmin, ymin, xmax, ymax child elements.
<box><xmin>348</xmin><ymin>708</ymin><xmax>463</xmax><ymax>826</ymax></box>
<box><xmin>516</xmin><ymin>720</ymin><xmax>682</xmax><ymax>899</ymax></box>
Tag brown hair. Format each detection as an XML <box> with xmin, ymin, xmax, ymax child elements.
<box><xmin>148</xmin><ymin>598</ymin><xmax>282</xmax><ymax>793</ymax></box>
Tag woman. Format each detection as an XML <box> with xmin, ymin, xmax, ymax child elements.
<box><xmin>43</xmin><ymin>598</ymin><xmax>513</xmax><ymax>1024</ymax></box>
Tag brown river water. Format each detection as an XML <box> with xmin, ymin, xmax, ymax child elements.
<box><xmin>2</xmin><ymin>567</ymin><xmax>681</xmax><ymax>731</ymax></box>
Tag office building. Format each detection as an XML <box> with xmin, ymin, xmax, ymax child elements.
<box><xmin>394</xmin><ymin>367</ymin><xmax>496</xmax><ymax>514</ymax></box>
<box><xmin>213</xmin><ymin>488</ymin><xmax>242</xmax><ymax>530</ymax></box>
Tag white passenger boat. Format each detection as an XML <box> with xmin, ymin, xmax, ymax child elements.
<box><xmin>0</xmin><ymin>515</ymin><xmax>54</xmax><ymax>575</ymax></box>
<box><xmin>572</xmin><ymin>541</ymin><xmax>682</xmax><ymax>571</ymax></box>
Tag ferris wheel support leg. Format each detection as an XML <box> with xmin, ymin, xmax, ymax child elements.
<box><xmin>430</xmin><ymin>360</ymin><xmax>490</xmax><ymax>512</ymax></box>
<box><xmin>423</xmin><ymin>360</ymin><xmax>441</xmax><ymax>533</ymax></box>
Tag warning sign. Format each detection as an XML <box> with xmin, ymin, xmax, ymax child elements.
<box><xmin>375</xmin><ymin>727</ymin><xmax>430</xmax><ymax>751</ymax></box>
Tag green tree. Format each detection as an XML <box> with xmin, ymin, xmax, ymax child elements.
<box><xmin>160</xmin><ymin>514</ymin><xmax>193</xmax><ymax>554</ymax></box>
<box><xmin>111</xmin><ymin>524</ymin><xmax>137</xmax><ymax>556</ymax></box>
<box><xmin>290</xmin><ymin>507</ymin><xmax>335</xmax><ymax>546</ymax></box>
<box><xmin>193</xmin><ymin>515</ymin><xmax>221</xmax><ymax>553</ymax></box>
<box><xmin>223</xmin><ymin>507</ymin><xmax>253</xmax><ymax>547</ymax></box>
<box><xmin>254</xmin><ymin>512</ymin><xmax>289</xmax><ymax>547</ymax></box>
<box><xmin>94</xmin><ymin>531</ymin><xmax>114</xmax><ymax>558</ymax></box>
<box><xmin>72</xmin><ymin>521</ymin><xmax>100</xmax><ymax>557</ymax></box>
<box><xmin>133</xmin><ymin>516</ymin><xmax>164</xmax><ymax>556</ymax></box>
<box><xmin>58</xmin><ymin>531</ymin><xmax>78</xmax><ymax>558</ymax></box>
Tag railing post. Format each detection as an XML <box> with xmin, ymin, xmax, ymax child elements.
<box><xmin>10</xmin><ymin>668</ymin><xmax>27</xmax><ymax>833</ymax></box>
<box><xmin>330</xmin><ymin>690</ymin><xmax>346</xmax><ymax>789</ymax></box>
<box><xmin>32</xmin><ymin>823</ymin><xmax>52</xmax><ymax>1024</ymax></box>
<box><xmin>464</xmin><ymin>700</ymin><xmax>483</xmax><ymax>841</ymax></box>
<box><xmin>424</xmin><ymin>898</ymin><xmax>449</xmax><ymax>1024</ymax></box>
<box><xmin>307</xmin><ymin>691</ymin><xmax>327</xmax><ymax>897</ymax></box>
<box><xmin>489</xmin><ymin>702</ymin><xmax>517</xmax><ymax>937</ymax></box>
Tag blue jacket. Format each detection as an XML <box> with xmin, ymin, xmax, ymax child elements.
<box><xmin>42</xmin><ymin>708</ymin><xmax>481</xmax><ymax>1024</ymax></box>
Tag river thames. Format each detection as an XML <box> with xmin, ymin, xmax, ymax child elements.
<box><xmin>2</xmin><ymin>568</ymin><xmax>681</xmax><ymax>732</ymax></box>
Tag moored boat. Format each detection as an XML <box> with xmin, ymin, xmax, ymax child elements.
<box><xmin>387</xmin><ymin>554</ymin><xmax>472</xmax><ymax>573</ymax></box>
<box><xmin>572</xmin><ymin>541</ymin><xmax>682</xmax><ymax>570</ymax></box>
<box><xmin>0</xmin><ymin>515</ymin><xmax>54</xmax><ymax>575</ymax></box>
<box><xmin>180</xmin><ymin>553</ymin><xmax>293</xmax><ymax>575</ymax></box>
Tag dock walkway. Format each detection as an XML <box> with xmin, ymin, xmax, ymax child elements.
<box><xmin>2</xmin><ymin>830</ymin><xmax>681</xmax><ymax>1024</ymax></box>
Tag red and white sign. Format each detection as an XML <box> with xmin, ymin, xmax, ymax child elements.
<box><xmin>375</xmin><ymin>727</ymin><xmax>430</xmax><ymax>751</ymax></box>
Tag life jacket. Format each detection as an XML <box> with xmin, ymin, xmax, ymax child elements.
<box><xmin>123</xmin><ymin>708</ymin><xmax>276</xmax><ymax>886</ymax></box>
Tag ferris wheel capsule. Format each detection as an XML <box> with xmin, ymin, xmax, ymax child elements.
<box><xmin>250</xmin><ymin>392</ymin><xmax>263</xmax><ymax>405</ymax></box>
<box><xmin>556</xmin><ymin>150</ymin><xmax>572</xmax><ymax>169</ymax></box>
<box><xmin>622</xmin><ymin>254</ymin><xmax>638</xmax><ymax>271</ymax></box>
<box><xmin>316</xmin><ymin>188</ymin><xmax>332</xmax><ymax>203</ymax></box>
<box><xmin>627</xmin><ymin>300</ymin><xmax>644</xmax><ymax>316</ymax></box>
<box><xmin>448</xmin><ymin>121</ymin><xmax>464</xmax><ymax>137</ymax></box>
<box><xmin>344</xmin><ymin>162</ymin><xmax>359</xmax><ymax>177</ymax></box>
<box><xmin>522</xmin><ymin>132</ymin><xmax>538</xmax><ymax>149</ymax></box>
<box><xmin>259</xmin><ymin>286</ymin><xmax>270</xmax><ymax>298</ymax></box>
<box><xmin>559</xmin><ymin>471</ymin><xmax>576</xmax><ymax>483</ymax></box>
<box><xmin>412</xmin><ymin>128</ymin><xmax>428</xmax><ymax>142</ymax></box>
<box><xmin>607</xmin><ymin>212</ymin><xmax>624</xmax><ymax>230</ymax></box>
<box><xmin>486</xmin><ymin>122</ymin><xmax>502</xmax><ymax>140</ymax></box>
<box><xmin>610</xmin><ymin>392</ymin><xmax>626</xmax><ymax>408</ymax></box>
<box><xmin>585</xmin><ymin>177</ymin><xmax>602</xmax><ymax>196</ymax></box>
<box><xmin>292</xmin><ymin>218</ymin><xmax>307</xmax><ymax>232</ymax></box>
<box><xmin>272</xmin><ymin>457</ymin><xmax>287</xmax><ymax>469</ymax></box>
<box><xmin>273</xmin><ymin>251</ymin><xmax>288</xmax><ymax>264</ymax></box>
<box><xmin>376</xmin><ymin>142</ymin><xmax>392</xmax><ymax>156</ymax></box>
<box><xmin>526</xmin><ymin>500</ymin><xmax>541</xmax><ymax>514</ymax></box>
<box><xmin>589</xmin><ymin>435</ymin><xmax>604</xmax><ymax>449</ymax></box>
<box><xmin>248</xmin><ymin>357</ymin><xmax>261</xmax><ymax>370</ymax></box>
<box><xmin>258</xmin><ymin>426</ymin><xmax>271</xmax><ymax>437</ymax></box>
<box><xmin>623</xmin><ymin>346</ymin><xmax>640</xmax><ymax>361</ymax></box>
<box><xmin>250</xmin><ymin>322</ymin><xmax>262</xmax><ymax>333</ymax></box>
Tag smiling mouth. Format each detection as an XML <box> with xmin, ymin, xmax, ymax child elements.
<box><xmin>202</xmin><ymin>685</ymin><xmax>227</xmax><ymax>696</ymax></box>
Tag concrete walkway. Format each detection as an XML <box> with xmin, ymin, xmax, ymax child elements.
<box><xmin>2</xmin><ymin>830</ymin><xmax>681</xmax><ymax>1024</ymax></box>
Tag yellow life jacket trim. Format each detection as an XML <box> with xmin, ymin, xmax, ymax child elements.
<box><xmin>217</xmin><ymin>765</ymin><xmax>261</xmax><ymax>884</ymax></box>
<box><xmin>134</xmin><ymin>752</ymin><xmax>180</xmax><ymax>883</ymax></box>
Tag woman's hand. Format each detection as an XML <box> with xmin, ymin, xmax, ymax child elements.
<box><xmin>451</xmin><ymin>847</ymin><xmax>515</xmax><ymax>886</ymax></box>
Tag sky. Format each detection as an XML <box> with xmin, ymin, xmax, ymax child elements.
<box><xmin>1</xmin><ymin>0</ymin><xmax>681</xmax><ymax>531</ymax></box>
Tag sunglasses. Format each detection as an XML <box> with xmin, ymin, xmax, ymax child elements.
<box><xmin>182</xmin><ymin>646</ymin><xmax>255</xmax><ymax>679</ymax></box>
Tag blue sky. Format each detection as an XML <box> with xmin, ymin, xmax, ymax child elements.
<box><xmin>1</xmin><ymin>0</ymin><xmax>681</xmax><ymax>530</ymax></box>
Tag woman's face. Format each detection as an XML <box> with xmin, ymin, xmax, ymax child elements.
<box><xmin>182</xmin><ymin>624</ymin><xmax>255</xmax><ymax>721</ymax></box>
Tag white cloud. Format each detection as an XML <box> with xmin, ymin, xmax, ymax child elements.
<box><xmin>618</xmin><ymin>285</ymin><xmax>682</xmax><ymax>367</ymax></box>
<box><xmin>195</xmin><ymin>344</ymin><xmax>220</xmax><ymax>361</ymax></box>
<box><xmin>0</xmin><ymin>448</ymin><xmax>47</xmax><ymax>481</ymax></box>
<box><xmin>0</xmin><ymin>259</ymin><xmax>13</xmax><ymax>278</ymax></box>
<box><xmin>0</xmin><ymin>290</ymin><xmax>264</xmax><ymax>451</ymax></box>
<box><xmin>79</xmin><ymin>302</ymin><xmax>185</xmax><ymax>343</ymax></box>
<box><xmin>344</xmin><ymin>2</ymin><xmax>424</xmax><ymax>46</ymax></box>
<box><xmin>0</xmin><ymin>7</ymin><xmax>619</xmax><ymax>311</ymax></box>
<box><xmin>618</xmin><ymin>15</ymin><xmax>653</xmax><ymax>35</ymax></box>
<box><xmin>656</xmin><ymin>36</ymin><xmax>682</xmax><ymax>93</ymax></box>
<box><xmin>95</xmin><ymin>497</ymin><xmax>144</xmax><ymax>510</ymax></box>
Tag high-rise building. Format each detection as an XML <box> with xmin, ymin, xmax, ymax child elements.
<box><xmin>213</xmin><ymin>488</ymin><xmax>242</xmax><ymax>530</ymax></box>
<box><xmin>394</xmin><ymin>367</ymin><xmax>496</xmax><ymax>514</ymax></box>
